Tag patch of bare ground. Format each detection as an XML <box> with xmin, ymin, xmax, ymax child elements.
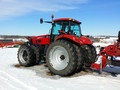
<box><xmin>13</xmin><ymin>63</ymin><xmax>93</xmax><ymax>77</ymax></box>
<box><xmin>13</xmin><ymin>63</ymin><xmax>115</xmax><ymax>78</ymax></box>
<box><xmin>14</xmin><ymin>64</ymin><xmax>21</xmax><ymax>68</ymax></box>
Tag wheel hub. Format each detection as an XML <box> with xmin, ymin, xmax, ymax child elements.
<box><xmin>60</xmin><ymin>55</ymin><xmax>65</xmax><ymax>60</ymax></box>
<box><xmin>49</xmin><ymin>46</ymin><xmax>69</xmax><ymax>70</ymax></box>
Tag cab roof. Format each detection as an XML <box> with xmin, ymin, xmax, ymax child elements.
<box><xmin>53</xmin><ymin>18</ymin><xmax>81</xmax><ymax>24</ymax></box>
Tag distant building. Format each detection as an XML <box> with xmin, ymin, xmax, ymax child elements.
<box><xmin>0</xmin><ymin>39</ymin><xmax>13</xmax><ymax>43</ymax></box>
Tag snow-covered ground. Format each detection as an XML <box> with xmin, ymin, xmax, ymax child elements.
<box><xmin>0</xmin><ymin>46</ymin><xmax>120</xmax><ymax>90</ymax></box>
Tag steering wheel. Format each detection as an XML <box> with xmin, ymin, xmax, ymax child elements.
<box><xmin>58</xmin><ymin>30</ymin><xmax>66</xmax><ymax>34</ymax></box>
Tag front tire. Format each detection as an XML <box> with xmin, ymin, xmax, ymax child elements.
<box><xmin>46</xmin><ymin>40</ymin><xmax>77</xmax><ymax>76</ymax></box>
<box><xmin>31</xmin><ymin>44</ymin><xmax>43</xmax><ymax>64</ymax></box>
<box><xmin>17</xmin><ymin>44</ymin><xmax>35</xmax><ymax>66</ymax></box>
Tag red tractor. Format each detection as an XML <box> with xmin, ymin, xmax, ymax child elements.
<box><xmin>17</xmin><ymin>15</ymin><xmax>96</xmax><ymax>76</ymax></box>
<box><xmin>92</xmin><ymin>31</ymin><xmax>120</xmax><ymax>72</ymax></box>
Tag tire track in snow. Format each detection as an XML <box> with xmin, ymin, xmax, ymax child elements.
<box><xmin>0</xmin><ymin>70</ymin><xmax>38</xmax><ymax>90</ymax></box>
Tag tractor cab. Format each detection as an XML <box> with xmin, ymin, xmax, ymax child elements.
<box><xmin>40</xmin><ymin>16</ymin><xmax>82</xmax><ymax>43</ymax></box>
<box><xmin>50</xmin><ymin>18</ymin><xmax>82</xmax><ymax>42</ymax></box>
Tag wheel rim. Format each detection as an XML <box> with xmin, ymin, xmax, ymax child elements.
<box><xmin>19</xmin><ymin>48</ymin><xmax>28</xmax><ymax>64</ymax></box>
<box><xmin>49</xmin><ymin>46</ymin><xmax>69</xmax><ymax>70</ymax></box>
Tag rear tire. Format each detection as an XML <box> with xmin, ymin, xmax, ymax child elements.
<box><xmin>81</xmin><ymin>45</ymin><xmax>97</xmax><ymax>66</ymax></box>
<box><xmin>73</xmin><ymin>44</ymin><xmax>83</xmax><ymax>72</ymax></box>
<box><xmin>46</xmin><ymin>40</ymin><xmax>77</xmax><ymax>76</ymax></box>
<box><xmin>17</xmin><ymin>44</ymin><xmax>35</xmax><ymax>67</ymax></box>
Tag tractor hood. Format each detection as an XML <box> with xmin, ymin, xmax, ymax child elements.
<box><xmin>27</xmin><ymin>34</ymin><xmax>50</xmax><ymax>45</ymax></box>
<box><xmin>26</xmin><ymin>34</ymin><xmax>49</xmax><ymax>40</ymax></box>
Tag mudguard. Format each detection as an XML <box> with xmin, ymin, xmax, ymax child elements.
<box><xmin>55</xmin><ymin>34</ymin><xmax>93</xmax><ymax>45</ymax></box>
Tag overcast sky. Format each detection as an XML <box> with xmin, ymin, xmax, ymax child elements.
<box><xmin>0</xmin><ymin>0</ymin><xmax>120</xmax><ymax>36</ymax></box>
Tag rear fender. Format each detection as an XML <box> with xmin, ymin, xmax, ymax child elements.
<box><xmin>55</xmin><ymin>34</ymin><xmax>80</xmax><ymax>44</ymax></box>
<box><xmin>79</xmin><ymin>36</ymin><xmax>93</xmax><ymax>45</ymax></box>
<box><xmin>55</xmin><ymin>35</ymin><xmax>93</xmax><ymax>45</ymax></box>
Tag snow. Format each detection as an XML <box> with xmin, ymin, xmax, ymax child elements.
<box><xmin>93</xmin><ymin>37</ymin><xmax>117</xmax><ymax>47</ymax></box>
<box><xmin>93</xmin><ymin>42</ymin><xmax>111</xmax><ymax>47</ymax></box>
<box><xmin>0</xmin><ymin>47</ymin><xmax>120</xmax><ymax>90</ymax></box>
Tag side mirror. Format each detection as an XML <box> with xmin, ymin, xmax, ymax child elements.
<box><xmin>40</xmin><ymin>15</ymin><xmax>54</xmax><ymax>24</ymax></box>
<box><xmin>51</xmin><ymin>15</ymin><xmax>54</xmax><ymax>19</ymax></box>
<box><xmin>40</xmin><ymin>18</ymin><xmax>43</xmax><ymax>24</ymax></box>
